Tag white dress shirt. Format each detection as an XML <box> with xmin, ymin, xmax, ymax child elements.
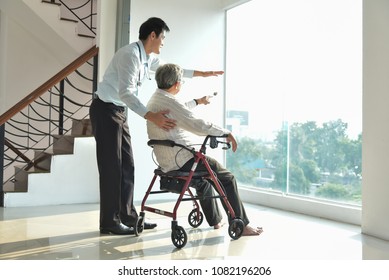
<box><xmin>95</xmin><ymin>41</ymin><xmax>194</xmax><ymax>117</ymax></box>
<box><xmin>146</xmin><ymin>89</ymin><xmax>230</xmax><ymax>172</ymax></box>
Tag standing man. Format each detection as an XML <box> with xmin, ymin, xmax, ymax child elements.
<box><xmin>90</xmin><ymin>17</ymin><xmax>224</xmax><ymax>235</ymax></box>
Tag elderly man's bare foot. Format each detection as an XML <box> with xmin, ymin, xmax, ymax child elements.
<box><xmin>242</xmin><ymin>226</ymin><xmax>263</xmax><ymax>236</ymax></box>
<box><xmin>213</xmin><ymin>222</ymin><xmax>226</xmax><ymax>229</ymax></box>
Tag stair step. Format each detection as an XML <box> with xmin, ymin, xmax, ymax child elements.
<box><xmin>33</xmin><ymin>150</ymin><xmax>54</xmax><ymax>171</ymax></box>
<box><xmin>2</xmin><ymin>181</ymin><xmax>26</xmax><ymax>193</ymax></box>
<box><xmin>71</xmin><ymin>119</ymin><xmax>92</xmax><ymax>136</ymax></box>
<box><xmin>42</xmin><ymin>0</ymin><xmax>61</xmax><ymax>5</ymax></box>
<box><xmin>76</xmin><ymin>22</ymin><xmax>96</xmax><ymax>38</ymax></box>
<box><xmin>52</xmin><ymin>134</ymin><xmax>76</xmax><ymax>154</ymax></box>
<box><xmin>59</xmin><ymin>2</ymin><xmax>96</xmax><ymax>38</ymax></box>
<box><xmin>4</xmin><ymin>147</ymin><xmax>79</xmax><ymax>193</ymax></box>
<box><xmin>11</xmin><ymin>165</ymin><xmax>50</xmax><ymax>192</ymax></box>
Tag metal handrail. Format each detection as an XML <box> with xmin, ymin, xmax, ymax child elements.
<box><xmin>0</xmin><ymin>46</ymin><xmax>98</xmax><ymax>126</ymax></box>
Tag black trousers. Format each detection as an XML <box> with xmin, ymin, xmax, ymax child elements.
<box><xmin>90</xmin><ymin>97</ymin><xmax>137</xmax><ymax>228</ymax></box>
<box><xmin>181</xmin><ymin>156</ymin><xmax>250</xmax><ymax>226</ymax></box>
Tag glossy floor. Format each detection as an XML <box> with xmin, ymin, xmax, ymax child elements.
<box><xmin>1</xmin><ymin>201</ymin><xmax>389</xmax><ymax>260</ymax></box>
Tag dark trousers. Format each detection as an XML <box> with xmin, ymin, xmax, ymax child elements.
<box><xmin>181</xmin><ymin>156</ymin><xmax>250</xmax><ymax>226</ymax></box>
<box><xmin>194</xmin><ymin>179</ymin><xmax>223</xmax><ymax>227</ymax></box>
<box><xmin>90</xmin><ymin>98</ymin><xmax>137</xmax><ymax>228</ymax></box>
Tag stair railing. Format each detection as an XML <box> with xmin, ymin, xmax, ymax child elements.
<box><xmin>0</xmin><ymin>46</ymin><xmax>99</xmax><ymax>206</ymax></box>
<box><xmin>59</xmin><ymin>0</ymin><xmax>97</xmax><ymax>37</ymax></box>
<box><xmin>43</xmin><ymin>0</ymin><xmax>96</xmax><ymax>38</ymax></box>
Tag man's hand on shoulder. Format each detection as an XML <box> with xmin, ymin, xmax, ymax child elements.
<box><xmin>145</xmin><ymin>110</ymin><xmax>176</xmax><ymax>131</ymax></box>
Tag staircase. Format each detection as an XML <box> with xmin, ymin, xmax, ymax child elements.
<box><xmin>3</xmin><ymin>119</ymin><xmax>99</xmax><ymax>207</ymax></box>
<box><xmin>1</xmin><ymin>0</ymin><xmax>99</xmax><ymax>207</ymax></box>
<box><xmin>4</xmin><ymin>119</ymin><xmax>93</xmax><ymax>192</ymax></box>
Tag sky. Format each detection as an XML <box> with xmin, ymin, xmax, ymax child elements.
<box><xmin>226</xmin><ymin>0</ymin><xmax>362</xmax><ymax>140</ymax></box>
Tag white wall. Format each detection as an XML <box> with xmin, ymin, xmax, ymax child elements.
<box><xmin>96</xmin><ymin>0</ymin><xmax>117</xmax><ymax>81</ymax></box>
<box><xmin>362</xmin><ymin>0</ymin><xmax>389</xmax><ymax>241</ymax></box>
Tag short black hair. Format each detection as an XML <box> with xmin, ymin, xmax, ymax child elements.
<box><xmin>138</xmin><ymin>17</ymin><xmax>170</xmax><ymax>40</ymax></box>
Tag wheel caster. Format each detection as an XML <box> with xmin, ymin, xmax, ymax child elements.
<box><xmin>135</xmin><ymin>212</ymin><xmax>145</xmax><ymax>236</ymax></box>
<box><xmin>188</xmin><ymin>208</ymin><xmax>203</xmax><ymax>228</ymax></box>
<box><xmin>228</xmin><ymin>218</ymin><xmax>244</xmax><ymax>240</ymax></box>
<box><xmin>171</xmin><ymin>225</ymin><xmax>187</xmax><ymax>248</ymax></box>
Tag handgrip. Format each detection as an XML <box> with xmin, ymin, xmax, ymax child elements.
<box><xmin>147</xmin><ymin>139</ymin><xmax>176</xmax><ymax>147</ymax></box>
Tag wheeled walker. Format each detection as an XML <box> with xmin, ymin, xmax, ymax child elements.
<box><xmin>135</xmin><ymin>135</ymin><xmax>244</xmax><ymax>249</ymax></box>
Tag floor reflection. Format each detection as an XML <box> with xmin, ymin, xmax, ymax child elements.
<box><xmin>0</xmin><ymin>202</ymin><xmax>388</xmax><ymax>260</ymax></box>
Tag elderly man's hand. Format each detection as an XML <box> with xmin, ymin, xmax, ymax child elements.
<box><xmin>196</xmin><ymin>96</ymin><xmax>211</xmax><ymax>105</ymax></box>
<box><xmin>227</xmin><ymin>133</ymin><xmax>238</xmax><ymax>152</ymax></box>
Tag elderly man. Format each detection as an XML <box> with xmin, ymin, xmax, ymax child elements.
<box><xmin>146</xmin><ymin>63</ymin><xmax>263</xmax><ymax>236</ymax></box>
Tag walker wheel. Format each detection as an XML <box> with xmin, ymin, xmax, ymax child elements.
<box><xmin>134</xmin><ymin>212</ymin><xmax>145</xmax><ymax>236</ymax></box>
<box><xmin>228</xmin><ymin>218</ymin><xmax>244</xmax><ymax>240</ymax></box>
<box><xmin>188</xmin><ymin>209</ymin><xmax>204</xmax><ymax>228</ymax></box>
<box><xmin>171</xmin><ymin>225</ymin><xmax>187</xmax><ymax>249</ymax></box>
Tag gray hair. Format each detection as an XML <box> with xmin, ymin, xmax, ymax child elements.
<box><xmin>155</xmin><ymin>63</ymin><xmax>183</xmax><ymax>90</ymax></box>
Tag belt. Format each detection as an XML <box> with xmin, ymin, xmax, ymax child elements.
<box><xmin>93</xmin><ymin>95</ymin><xmax>126</xmax><ymax>112</ymax></box>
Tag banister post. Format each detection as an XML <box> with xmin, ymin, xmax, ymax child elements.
<box><xmin>0</xmin><ymin>124</ymin><xmax>5</xmax><ymax>207</ymax></box>
<box><xmin>93</xmin><ymin>52</ymin><xmax>98</xmax><ymax>93</ymax></box>
<box><xmin>59</xmin><ymin>80</ymin><xmax>65</xmax><ymax>135</ymax></box>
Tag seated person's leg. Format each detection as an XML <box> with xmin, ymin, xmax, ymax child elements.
<box><xmin>180</xmin><ymin>157</ymin><xmax>263</xmax><ymax>235</ymax></box>
<box><xmin>195</xmin><ymin>180</ymin><xmax>223</xmax><ymax>229</ymax></box>
<box><xmin>203</xmin><ymin>156</ymin><xmax>263</xmax><ymax>236</ymax></box>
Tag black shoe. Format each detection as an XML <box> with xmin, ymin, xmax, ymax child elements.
<box><xmin>100</xmin><ymin>223</ymin><xmax>134</xmax><ymax>235</ymax></box>
<box><xmin>144</xmin><ymin>222</ymin><xmax>157</xmax><ymax>230</ymax></box>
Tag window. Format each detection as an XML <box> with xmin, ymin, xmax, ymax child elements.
<box><xmin>225</xmin><ymin>0</ymin><xmax>362</xmax><ymax>205</ymax></box>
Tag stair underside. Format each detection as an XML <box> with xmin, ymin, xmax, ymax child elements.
<box><xmin>3</xmin><ymin>119</ymin><xmax>93</xmax><ymax>193</ymax></box>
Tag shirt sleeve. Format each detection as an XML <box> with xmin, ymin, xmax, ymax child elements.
<box><xmin>183</xmin><ymin>69</ymin><xmax>194</xmax><ymax>78</ymax></box>
<box><xmin>184</xmin><ymin>99</ymin><xmax>197</xmax><ymax>109</ymax></box>
<box><xmin>149</xmin><ymin>56</ymin><xmax>194</xmax><ymax>78</ymax></box>
<box><xmin>170</xmin><ymin>100</ymin><xmax>230</xmax><ymax>137</ymax></box>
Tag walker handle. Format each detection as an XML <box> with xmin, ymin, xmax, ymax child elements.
<box><xmin>147</xmin><ymin>139</ymin><xmax>175</xmax><ymax>147</ymax></box>
<box><xmin>208</xmin><ymin>134</ymin><xmax>231</xmax><ymax>150</ymax></box>
<box><xmin>147</xmin><ymin>139</ymin><xmax>195</xmax><ymax>154</ymax></box>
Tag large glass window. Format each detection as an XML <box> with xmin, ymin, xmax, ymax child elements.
<box><xmin>225</xmin><ymin>0</ymin><xmax>362</xmax><ymax>205</ymax></box>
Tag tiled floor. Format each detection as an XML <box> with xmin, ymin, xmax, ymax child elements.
<box><xmin>1</xmin><ymin>201</ymin><xmax>389</xmax><ymax>260</ymax></box>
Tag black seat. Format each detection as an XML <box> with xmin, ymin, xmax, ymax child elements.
<box><xmin>154</xmin><ymin>169</ymin><xmax>210</xmax><ymax>194</ymax></box>
<box><xmin>153</xmin><ymin>168</ymin><xmax>209</xmax><ymax>178</ymax></box>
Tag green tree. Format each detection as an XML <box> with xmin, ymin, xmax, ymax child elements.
<box><xmin>270</xmin><ymin>119</ymin><xmax>361</xmax><ymax>200</ymax></box>
<box><xmin>226</xmin><ymin>137</ymin><xmax>264</xmax><ymax>184</ymax></box>
<box><xmin>315</xmin><ymin>183</ymin><xmax>353</xmax><ymax>201</ymax></box>
<box><xmin>315</xmin><ymin>119</ymin><xmax>349</xmax><ymax>173</ymax></box>
<box><xmin>225</xmin><ymin>119</ymin><xmax>361</xmax><ymax>204</ymax></box>
<box><xmin>343</xmin><ymin>133</ymin><xmax>362</xmax><ymax>176</ymax></box>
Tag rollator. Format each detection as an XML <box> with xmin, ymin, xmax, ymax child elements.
<box><xmin>135</xmin><ymin>134</ymin><xmax>244</xmax><ymax>249</ymax></box>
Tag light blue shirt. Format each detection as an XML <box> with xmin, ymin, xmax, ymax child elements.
<box><xmin>95</xmin><ymin>40</ymin><xmax>194</xmax><ymax>117</ymax></box>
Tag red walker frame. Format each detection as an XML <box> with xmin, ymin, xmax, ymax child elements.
<box><xmin>136</xmin><ymin>135</ymin><xmax>244</xmax><ymax>249</ymax></box>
